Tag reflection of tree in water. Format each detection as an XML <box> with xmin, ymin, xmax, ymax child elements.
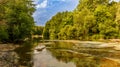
<box><xmin>47</xmin><ymin>48</ymin><xmax>101</xmax><ymax>67</ymax></box>
<box><xmin>47</xmin><ymin>41</ymin><xmax>120</xmax><ymax>67</ymax></box>
<box><xmin>79</xmin><ymin>49</ymin><xmax>120</xmax><ymax>59</ymax></box>
<box><xmin>47</xmin><ymin>41</ymin><xmax>101</xmax><ymax>66</ymax></box>
<box><xmin>47</xmin><ymin>41</ymin><xmax>75</xmax><ymax>49</ymax></box>
<box><xmin>14</xmin><ymin>40</ymin><xmax>36</xmax><ymax>67</ymax></box>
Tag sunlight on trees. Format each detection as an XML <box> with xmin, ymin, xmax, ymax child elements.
<box><xmin>43</xmin><ymin>0</ymin><xmax>120</xmax><ymax>40</ymax></box>
<box><xmin>0</xmin><ymin>0</ymin><xmax>35</xmax><ymax>42</ymax></box>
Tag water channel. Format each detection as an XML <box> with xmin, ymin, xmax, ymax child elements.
<box><xmin>0</xmin><ymin>38</ymin><xmax>120</xmax><ymax>67</ymax></box>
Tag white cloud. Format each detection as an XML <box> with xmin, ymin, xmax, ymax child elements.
<box><xmin>36</xmin><ymin>0</ymin><xmax>48</xmax><ymax>8</ymax></box>
<box><xmin>33</xmin><ymin>0</ymin><xmax>39</xmax><ymax>4</ymax></box>
<box><xmin>115</xmin><ymin>0</ymin><xmax>120</xmax><ymax>2</ymax></box>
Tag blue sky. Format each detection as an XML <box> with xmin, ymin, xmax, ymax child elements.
<box><xmin>33</xmin><ymin>0</ymin><xmax>120</xmax><ymax>26</ymax></box>
<box><xmin>33</xmin><ymin>0</ymin><xmax>79</xmax><ymax>26</ymax></box>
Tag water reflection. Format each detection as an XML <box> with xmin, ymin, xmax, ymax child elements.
<box><xmin>33</xmin><ymin>48</ymin><xmax>76</xmax><ymax>67</ymax></box>
<box><xmin>0</xmin><ymin>38</ymin><xmax>42</xmax><ymax>67</ymax></box>
<box><xmin>47</xmin><ymin>41</ymin><xmax>120</xmax><ymax>59</ymax></box>
<box><xmin>13</xmin><ymin>40</ymin><xmax>120</xmax><ymax>67</ymax></box>
<box><xmin>45</xmin><ymin>41</ymin><xmax>101</xmax><ymax>67</ymax></box>
<box><xmin>14</xmin><ymin>38</ymin><xmax>41</xmax><ymax>67</ymax></box>
<box><xmin>48</xmin><ymin>48</ymin><xmax>101</xmax><ymax>67</ymax></box>
<box><xmin>14</xmin><ymin>41</ymin><xmax>33</xmax><ymax>67</ymax></box>
<box><xmin>1</xmin><ymin>39</ymin><xmax>120</xmax><ymax>67</ymax></box>
<box><xmin>44</xmin><ymin>41</ymin><xmax>120</xmax><ymax>67</ymax></box>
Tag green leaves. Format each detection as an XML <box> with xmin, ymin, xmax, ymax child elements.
<box><xmin>0</xmin><ymin>0</ymin><xmax>35</xmax><ymax>42</ymax></box>
<box><xmin>43</xmin><ymin>0</ymin><xmax>120</xmax><ymax>40</ymax></box>
<box><xmin>0</xmin><ymin>26</ymin><xmax>8</xmax><ymax>42</ymax></box>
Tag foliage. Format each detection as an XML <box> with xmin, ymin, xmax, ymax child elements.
<box><xmin>43</xmin><ymin>0</ymin><xmax>120</xmax><ymax>40</ymax></box>
<box><xmin>0</xmin><ymin>0</ymin><xmax>35</xmax><ymax>42</ymax></box>
<box><xmin>43</xmin><ymin>11</ymin><xmax>73</xmax><ymax>39</ymax></box>
<box><xmin>33</xmin><ymin>26</ymin><xmax>44</xmax><ymax>35</ymax></box>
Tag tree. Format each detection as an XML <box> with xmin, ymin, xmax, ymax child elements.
<box><xmin>6</xmin><ymin>0</ymin><xmax>35</xmax><ymax>42</ymax></box>
<box><xmin>33</xmin><ymin>26</ymin><xmax>44</xmax><ymax>35</ymax></box>
<box><xmin>43</xmin><ymin>0</ymin><xmax>120</xmax><ymax>40</ymax></box>
<box><xmin>0</xmin><ymin>0</ymin><xmax>35</xmax><ymax>42</ymax></box>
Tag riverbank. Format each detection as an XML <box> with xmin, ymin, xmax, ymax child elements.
<box><xmin>62</xmin><ymin>39</ymin><xmax>120</xmax><ymax>43</ymax></box>
<box><xmin>62</xmin><ymin>40</ymin><xmax>120</xmax><ymax>50</ymax></box>
<box><xmin>43</xmin><ymin>39</ymin><xmax>120</xmax><ymax>49</ymax></box>
<box><xmin>0</xmin><ymin>44</ymin><xmax>19</xmax><ymax>51</ymax></box>
<box><xmin>101</xmin><ymin>58</ymin><xmax>120</xmax><ymax>67</ymax></box>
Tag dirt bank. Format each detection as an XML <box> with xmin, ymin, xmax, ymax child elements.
<box><xmin>0</xmin><ymin>44</ymin><xmax>19</xmax><ymax>51</ymax></box>
<box><xmin>100</xmin><ymin>58</ymin><xmax>120</xmax><ymax>67</ymax></box>
<box><xmin>62</xmin><ymin>40</ymin><xmax>120</xmax><ymax>50</ymax></box>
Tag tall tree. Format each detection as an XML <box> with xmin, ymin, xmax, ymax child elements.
<box><xmin>0</xmin><ymin>0</ymin><xmax>35</xmax><ymax>42</ymax></box>
<box><xmin>43</xmin><ymin>0</ymin><xmax>120</xmax><ymax>40</ymax></box>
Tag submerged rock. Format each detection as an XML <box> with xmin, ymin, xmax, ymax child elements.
<box><xmin>35</xmin><ymin>45</ymin><xmax>46</xmax><ymax>51</ymax></box>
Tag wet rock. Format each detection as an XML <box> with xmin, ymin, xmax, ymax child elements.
<box><xmin>35</xmin><ymin>45</ymin><xmax>46</xmax><ymax>51</ymax></box>
<box><xmin>114</xmin><ymin>45</ymin><xmax>120</xmax><ymax>51</ymax></box>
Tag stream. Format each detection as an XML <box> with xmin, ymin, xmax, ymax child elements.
<box><xmin>33</xmin><ymin>40</ymin><xmax>120</xmax><ymax>67</ymax></box>
<box><xmin>0</xmin><ymin>39</ymin><xmax>120</xmax><ymax>67</ymax></box>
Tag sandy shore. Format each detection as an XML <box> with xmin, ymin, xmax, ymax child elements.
<box><xmin>101</xmin><ymin>58</ymin><xmax>120</xmax><ymax>67</ymax></box>
<box><xmin>0</xmin><ymin>44</ymin><xmax>19</xmax><ymax>51</ymax></box>
<box><xmin>59</xmin><ymin>40</ymin><xmax>120</xmax><ymax>50</ymax></box>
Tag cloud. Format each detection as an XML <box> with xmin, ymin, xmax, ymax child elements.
<box><xmin>115</xmin><ymin>0</ymin><xmax>119</xmax><ymax>2</ymax></box>
<box><xmin>33</xmin><ymin>0</ymin><xmax>39</xmax><ymax>4</ymax></box>
<box><xmin>36</xmin><ymin>0</ymin><xmax>48</xmax><ymax>8</ymax></box>
<box><xmin>33</xmin><ymin>0</ymin><xmax>79</xmax><ymax>26</ymax></box>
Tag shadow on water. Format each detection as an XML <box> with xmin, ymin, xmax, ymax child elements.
<box><xmin>14</xmin><ymin>37</ymin><xmax>43</xmax><ymax>67</ymax></box>
<box><xmin>14</xmin><ymin>41</ymin><xmax>34</xmax><ymax>67</ymax></box>
<box><xmin>0</xmin><ymin>37</ymin><xmax>43</xmax><ymax>67</ymax></box>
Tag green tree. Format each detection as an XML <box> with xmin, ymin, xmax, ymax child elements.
<box><xmin>6</xmin><ymin>0</ymin><xmax>35</xmax><ymax>42</ymax></box>
<box><xmin>43</xmin><ymin>0</ymin><xmax>120</xmax><ymax>40</ymax></box>
<box><xmin>0</xmin><ymin>0</ymin><xmax>35</xmax><ymax>42</ymax></box>
<box><xmin>33</xmin><ymin>26</ymin><xmax>44</xmax><ymax>35</ymax></box>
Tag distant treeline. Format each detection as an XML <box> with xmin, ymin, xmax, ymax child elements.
<box><xmin>33</xmin><ymin>26</ymin><xmax>44</xmax><ymax>35</ymax></box>
<box><xmin>0</xmin><ymin>0</ymin><xmax>35</xmax><ymax>42</ymax></box>
<box><xmin>43</xmin><ymin>0</ymin><xmax>120</xmax><ymax>40</ymax></box>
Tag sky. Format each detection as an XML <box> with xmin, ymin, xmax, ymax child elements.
<box><xmin>33</xmin><ymin>0</ymin><xmax>79</xmax><ymax>26</ymax></box>
<box><xmin>33</xmin><ymin>0</ymin><xmax>120</xmax><ymax>26</ymax></box>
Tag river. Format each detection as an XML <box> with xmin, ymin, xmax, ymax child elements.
<box><xmin>0</xmin><ymin>38</ymin><xmax>120</xmax><ymax>67</ymax></box>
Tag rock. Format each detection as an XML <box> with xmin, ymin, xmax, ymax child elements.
<box><xmin>98</xmin><ymin>43</ymin><xmax>115</xmax><ymax>48</ymax></box>
<box><xmin>114</xmin><ymin>45</ymin><xmax>120</xmax><ymax>51</ymax></box>
<box><xmin>35</xmin><ymin>45</ymin><xmax>46</xmax><ymax>51</ymax></box>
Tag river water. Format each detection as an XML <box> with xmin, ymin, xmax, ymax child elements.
<box><xmin>0</xmin><ymin>39</ymin><xmax>120</xmax><ymax>67</ymax></box>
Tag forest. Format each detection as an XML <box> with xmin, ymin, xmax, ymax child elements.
<box><xmin>0</xmin><ymin>0</ymin><xmax>35</xmax><ymax>43</ymax></box>
<box><xmin>1</xmin><ymin>0</ymin><xmax>120</xmax><ymax>43</ymax></box>
<box><xmin>43</xmin><ymin>0</ymin><xmax>120</xmax><ymax>40</ymax></box>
